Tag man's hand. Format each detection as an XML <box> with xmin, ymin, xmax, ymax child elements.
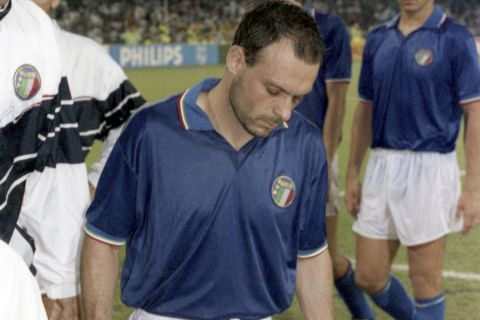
<box><xmin>345</xmin><ymin>172</ymin><xmax>362</xmax><ymax>217</ymax></box>
<box><xmin>456</xmin><ymin>189</ymin><xmax>480</xmax><ymax>234</ymax></box>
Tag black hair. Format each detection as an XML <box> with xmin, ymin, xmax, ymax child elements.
<box><xmin>233</xmin><ymin>1</ymin><xmax>324</xmax><ymax>66</ymax></box>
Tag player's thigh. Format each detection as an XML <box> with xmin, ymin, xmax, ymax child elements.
<box><xmin>355</xmin><ymin>235</ymin><xmax>400</xmax><ymax>293</ymax></box>
<box><xmin>407</xmin><ymin>236</ymin><xmax>446</xmax><ymax>298</ymax></box>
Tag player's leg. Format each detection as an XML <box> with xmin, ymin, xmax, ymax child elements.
<box><xmin>393</xmin><ymin>151</ymin><xmax>461</xmax><ymax>320</ymax></box>
<box><xmin>408</xmin><ymin>237</ymin><xmax>447</xmax><ymax>319</ymax></box>
<box><xmin>328</xmin><ymin>155</ymin><xmax>376</xmax><ymax>319</ymax></box>
<box><xmin>328</xmin><ymin>215</ymin><xmax>375</xmax><ymax>320</ymax></box>
<box><xmin>355</xmin><ymin>235</ymin><xmax>415</xmax><ymax>319</ymax></box>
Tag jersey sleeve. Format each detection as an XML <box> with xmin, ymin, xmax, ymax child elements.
<box><xmin>450</xmin><ymin>30</ymin><xmax>480</xmax><ymax>104</ymax></box>
<box><xmin>298</xmin><ymin>143</ymin><xmax>328</xmax><ymax>258</ymax></box>
<box><xmin>323</xmin><ymin>17</ymin><xmax>352</xmax><ymax>82</ymax></box>
<box><xmin>358</xmin><ymin>33</ymin><xmax>375</xmax><ymax>102</ymax></box>
<box><xmin>84</xmin><ymin>127</ymin><xmax>140</xmax><ymax>245</ymax></box>
<box><xmin>87</xmin><ymin>124</ymin><xmax>122</xmax><ymax>188</ymax></box>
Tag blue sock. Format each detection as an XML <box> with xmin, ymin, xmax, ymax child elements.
<box><xmin>335</xmin><ymin>265</ymin><xmax>376</xmax><ymax>319</ymax></box>
<box><xmin>370</xmin><ymin>275</ymin><xmax>415</xmax><ymax>320</ymax></box>
<box><xmin>413</xmin><ymin>292</ymin><xmax>445</xmax><ymax>320</ymax></box>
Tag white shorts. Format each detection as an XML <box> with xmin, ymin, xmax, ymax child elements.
<box><xmin>353</xmin><ymin>149</ymin><xmax>462</xmax><ymax>246</ymax></box>
<box><xmin>129</xmin><ymin>309</ymin><xmax>272</xmax><ymax>320</ymax></box>
<box><xmin>326</xmin><ymin>154</ymin><xmax>340</xmax><ymax>217</ymax></box>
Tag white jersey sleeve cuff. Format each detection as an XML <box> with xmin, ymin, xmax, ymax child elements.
<box><xmin>43</xmin><ymin>281</ymin><xmax>79</xmax><ymax>300</ymax></box>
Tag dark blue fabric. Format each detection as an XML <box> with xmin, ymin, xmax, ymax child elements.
<box><xmin>370</xmin><ymin>275</ymin><xmax>415</xmax><ymax>320</ymax></box>
<box><xmin>359</xmin><ymin>7</ymin><xmax>480</xmax><ymax>152</ymax></box>
<box><xmin>414</xmin><ymin>292</ymin><xmax>445</xmax><ymax>320</ymax></box>
<box><xmin>86</xmin><ymin>79</ymin><xmax>328</xmax><ymax>319</ymax></box>
<box><xmin>296</xmin><ymin>10</ymin><xmax>352</xmax><ymax>130</ymax></box>
<box><xmin>335</xmin><ymin>264</ymin><xmax>376</xmax><ymax>319</ymax></box>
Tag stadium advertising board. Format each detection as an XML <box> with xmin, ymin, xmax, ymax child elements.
<box><xmin>108</xmin><ymin>44</ymin><xmax>219</xmax><ymax>68</ymax></box>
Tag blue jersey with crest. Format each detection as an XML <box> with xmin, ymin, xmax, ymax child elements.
<box><xmin>85</xmin><ymin>79</ymin><xmax>328</xmax><ymax>319</ymax></box>
<box><xmin>359</xmin><ymin>7</ymin><xmax>480</xmax><ymax>152</ymax></box>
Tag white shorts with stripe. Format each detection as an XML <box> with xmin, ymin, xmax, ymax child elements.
<box><xmin>353</xmin><ymin>149</ymin><xmax>463</xmax><ymax>246</ymax></box>
<box><xmin>129</xmin><ymin>309</ymin><xmax>272</xmax><ymax>320</ymax></box>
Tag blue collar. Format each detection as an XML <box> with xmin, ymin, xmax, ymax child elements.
<box><xmin>177</xmin><ymin>78</ymin><xmax>218</xmax><ymax>131</ymax></box>
<box><xmin>177</xmin><ymin>78</ymin><xmax>289</xmax><ymax>132</ymax></box>
<box><xmin>386</xmin><ymin>6</ymin><xmax>447</xmax><ymax>30</ymax></box>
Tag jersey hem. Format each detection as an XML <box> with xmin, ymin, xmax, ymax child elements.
<box><xmin>325</xmin><ymin>78</ymin><xmax>351</xmax><ymax>83</ymax></box>
<box><xmin>459</xmin><ymin>95</ymin><xmax>480</xmax><ymax>105</ymax></box>
<box><xmin>84</xmin><ymin>224</ymin><xmax>126</xmax><ymax>246</ymax></box>
<box><xmin>297</xmin><ymin>243</ymin><xmax>328</xmax><ymax>259</ymax></box>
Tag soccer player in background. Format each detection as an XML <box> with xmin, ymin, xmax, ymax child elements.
<box><xmin>81</xmin><ymin>2</ymin><xmax>334</xmax><ymax>319</ymax></box>
<box><xmin>0</xmin><ymin>0</ymin><xmax>72</xmax><ymax>316</ymax></box>
<box><xmin>246</xmin><ymin>1</ymin><xmax>375</xmax><ymax>319</ymax></box>
<box><xmin>345</xmin><ymin>0</ymin><xmax>480</xmax><ymax>319</ymax></box>
<box><xmin>1</xmin><ymin>0</ymin><xmax>70</xmax><ymax>272</ymax></box>
<box><xmin>7</xmin><ymin>0</ymin><xmax>146</xmax><ymax>318</ymax></box>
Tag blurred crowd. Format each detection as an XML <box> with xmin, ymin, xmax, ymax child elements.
<box><xmin>53</xmin><ymin>0</ymin><xmax>480</xmax><ymax>45</ymax></box>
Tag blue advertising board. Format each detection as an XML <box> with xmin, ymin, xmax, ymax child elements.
<box><xmin>108</xmin><ymin>44</ymin><xmax>219</xmax><ymax>68</ymax></box>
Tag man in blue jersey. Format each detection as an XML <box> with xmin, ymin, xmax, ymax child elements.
<box><xmin>81</xmin><ymin>2</ymin><xmax>334</xmax><ymax>320</ymax></box>
<box><xmin>247</xmin><ymin>1</ymin><xmax>375</xmax><ymax>319</ymax></box>
<box><xmin>345</xmin><ymin>0</ymin><xmax>480</xmax><ymax>319</ymax></box>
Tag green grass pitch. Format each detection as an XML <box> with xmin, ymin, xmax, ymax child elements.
<box><xmin>86</xmin><ymin>63</ymin><xmax>480</xmax><ymax>319</ymax></box>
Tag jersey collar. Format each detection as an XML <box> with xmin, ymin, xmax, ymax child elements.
<box><xmin>386</xmin><ymin>6</ymin><xmax>447</xmax><ymax>29</ymax></box>
<box><xmin>177</xmin><ymin>78</ymin><xmax>289</xmax><ymax>132</ymax></box>
<box><xmin>177</xmin><ymin>78</ymin><xmax>218</xmax><ymax>131</ymax></box>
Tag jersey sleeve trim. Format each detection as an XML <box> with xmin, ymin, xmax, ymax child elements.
<box><xmin>84</xmin><ymin>223</ymin><xmax>126</xmax><ymax>246</ymax></box>
<box><xmin>459</xmin><ymin>95</ymin><xmax>480</xmax><ymax>105</ymax></box>
<box><xmin>325</xmin><ymin>78</ymin><xmax>351</xmax><ymax>83</ymax></box>
<box><xmin>298</xmin><ymin>242</ymin><xmax>328</xmax><ymax>259</ymax></box>
<box><xmin>359</xmin><ymin>96</ymin><xmax>373</xmax><ymax>103</ymax></box>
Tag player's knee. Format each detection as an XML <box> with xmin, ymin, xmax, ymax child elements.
<box><xmin>354</xmin><ymin>269</ymin><xmax>388</xmax><ymax>294</ymax></box>
<box><xmin>409</xmin><ymin>270</ymin><xmax>443</xmax><ymax>295</ymax></box>
<box><xmin>329</xmin><ymin>251</ymin><xmax>350</xmax><ymax>279</ymax></box>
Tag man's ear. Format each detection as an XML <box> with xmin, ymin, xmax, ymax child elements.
<box><xmin>226</xmin><ymin>45</ymin><xmax>246</xmax><ymax>76</ymax></box>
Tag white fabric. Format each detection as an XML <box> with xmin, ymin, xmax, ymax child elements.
<box><xmin>326</xmin><ymin>153</ymin><xmax>339</xmax><ymax>217</ymax></box>
<box><xmin>9</xmin><ymin>226</ymin><xmax>35</xmax><ymax>268</ymax></box>
<box><xmin>129</xmin><ymin>309</ymin><xmax>272</xmax><ymax>320</ymax></box>
<box><xmin>0</xmin><ymin>0</ymin><xmax>61</xmax><ymax>127</ymax></box>
<box><xmin>87</xmin><ymin>125</ymin><xmax>123</xmax><ymax>187</ymax></box>
<box><xmin>0</xmin><ymin>240</ymin><xmax>47</xmax><ymax>320</ymax></box>
<box><xmin>353</xmin><ymin>149</ymin><xmax>462</xmax><ymax>246</ymax></box>
<box><xmin>54</xmin><ymin>24</ymin><xmax>132</xmax><ymax>188</ymax></box>
<box><xmin>18</xmin><ymin>164</ymin><xmax>90</xmax><ymax>298</ymax></box>
<box><xmin>14</xmin><ymin>21</ymin><xmax>133</xmax><ymax>299</ymax></box>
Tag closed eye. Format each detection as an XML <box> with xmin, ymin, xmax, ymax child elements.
<box><xmin>266</xmin><ymin>86</ymin><xmax>281</xmax><ymax>96</ymax></box>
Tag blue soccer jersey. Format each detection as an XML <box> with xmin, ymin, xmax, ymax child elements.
<box><xmin>85</xmin><ymin>79</ymin><xmax>328</xmax><ymax>319</ymax></box>
<box><xmin>359</xmin><ymin>7</ymin><xmax>480</xmax><ymax>152</ymax></box>
<box><xmin>296</xmin><ymin>9</ymin><xmax>351</xmax><ymax>129</ymax></box>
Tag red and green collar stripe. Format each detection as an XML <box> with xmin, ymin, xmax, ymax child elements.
<box><xmin>177</xmin><ymin>89</ymin><xmax>190</xmax><ymax>130</ymax></box>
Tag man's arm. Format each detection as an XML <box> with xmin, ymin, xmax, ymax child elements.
<box><xmin>457</xmin><ymin>100</ymin><xmax>480</xmax><ymax>233</ymax></box>
<box><xmin>323</xmin><ymin>82</ymin><xmax>349</xmax><ymax>165</ymax></box>
<box><xmin>80</xmin><ymin>235</ymin><xmax>121</xmax><ymax>320</ymax></box>
<box><xmin>344</xmin><ymin>101</ymin><xmax>373</xmax><ymax>216</ymax></box>
<box><xmin>296</xmin><ymin>249</ymin><xmax>334</xmax><ymax>320</ymax></box>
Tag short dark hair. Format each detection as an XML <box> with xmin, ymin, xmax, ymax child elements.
<box><xmin>233</xmin><ymin>1</ymin><xmax>324</xmax><ymax>66</ymax></box>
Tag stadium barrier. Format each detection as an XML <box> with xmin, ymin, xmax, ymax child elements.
<box><xmin>106</xmin><ymin>41</ymin><xmax>373</xmax><ymax>68</ymax></box>
<box><xmin>108</xmin><ymin>44</ymin><xmax>220</xmax><ymax>68</ymax></box>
